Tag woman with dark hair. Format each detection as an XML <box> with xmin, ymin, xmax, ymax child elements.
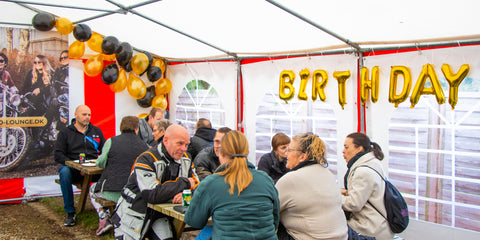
<box><xmin>0</xmin><ymin>52</ymin><xmax>15</xmax><ymax>87</ymax></box>
<box><xmin>275</xmin><ymin>133</ymin><xmax>348</xmax><ymax>240</ymax></box>
<box><xmin>258</xmin><ymin>132</ymin><xmax>290</xmax><ymax>183</ymax></box>
<box><xmin>185</xmin><ymin>131</ymin><xmax>279</xmax><ymax>239</ymax></box>
<box><xmin>341</xmin><ymin>132</ymin><xmax>393</xmax><ymax>240</ymax></box>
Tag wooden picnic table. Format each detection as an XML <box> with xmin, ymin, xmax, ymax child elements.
<box><xmin>65</xmin><ymin>160</ymin><xmax>102</xmax><ymax>212</ymax></box>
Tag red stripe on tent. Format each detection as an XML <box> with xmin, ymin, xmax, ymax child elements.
<box><xmin>82</xmin><ymin>60</ymin><xmax>116</xmax><ymax>140</ymax></box>
<box><xmin>0</xmin><ymin>178</ymin><xmax>24</xmax><ymax>204</ymax></box>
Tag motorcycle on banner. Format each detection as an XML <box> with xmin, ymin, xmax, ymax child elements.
<box><xmin>0</xmin><ymin>81</ymin><xmax>68</xmax><ymax>172</ymax></box>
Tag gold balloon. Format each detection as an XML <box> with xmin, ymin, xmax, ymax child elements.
<box><xmin>360</xmin><ymin>66</ymin><xmax>379</xmax><ymax>105</ymax></box>
<box><xmin>312</xmin><ymin>69</ymin><xmax>328</xmax><ymax>102</ymax></box>
<box><xmin>388</xmin><ymin>66</ymin><xmax>412</xmax><ymax>108</ymax></box>
<box><xmin>138</xmin><ymin>113</ymin><xmax>148</xmax><ymax>118</ymax></box>
<box><xmin>279</xmin><ymin>70</ymin><xmax>295</xmax><ymax>103</ymax></box>
<box><xmin>333</xmin><ymin>71</ymin><xmax>350</xmax><ymax>110</ymax></box>
<box><xmin>87</xmin><ymin>32</ymin><xmax>103</xmax><ymax>53</ymax></box>
<box><xmin>131</xmin><ymin>53</ymin><xmax>149</xmax><ymax>75</ymax></box>
<box><xmin>441</xmin><ymin>64</ymin><xmax>469</xmax><ymax>110</ymax></box>
<box><xmin>155</xmin><ymin>78</ymin><xmax>172</xmax><ymax>95</ymax></box>
<box><xmin>110</xmin><ymin>68</ymin><xmax>127</xmax><ymax>92</ymax></box>
<box><xmin>84</xmin><ymin>54</ymin><xmax>104</xmax><ymax>77</ymax></box>
<box><xmin>102</xmin><ymin>53</ymin><xmax>116</xmax><ymax>62</ymax></box>
<box><xmin>298</xmin><ymin>68</ymin><xmax>309</xmax><ymax>101</ymax></box>
<box><xmin>55</xmin><ymin>17</ymin><xmax>73</xmax><ymax>35</ymax></box>
<box><xmin>410</xmin><ymin>64</ymin><xmax>445</xmax><ymax>108</ymax></box>
<box><xmin>68</xmin><ymin>40</ymin><xmax>85</xmax><ymax>59</ymax></box>
<box><xmin>152</xmin><ymin>95</ymin><xmax>168</xmax><ymax>109</ymax></box>
<box><xmin>127</xmin><ymin>72</ymin><xmax>147</xmax><ymax>99</ymax></box>
<box><xmin>152</xmin><ymin>58</ymin><xmax>166</xmax><ymax>76</ymax></box>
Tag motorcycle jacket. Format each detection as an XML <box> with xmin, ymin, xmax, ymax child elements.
<box><xmin>112</xmin><ymin>143</ymin><xmax>193</xmax><ymax>239</ymax></box>
<box><xmin>54</xmin><ymin>119</ymin><xmax>106</xmax><ymax>165</ymax></box>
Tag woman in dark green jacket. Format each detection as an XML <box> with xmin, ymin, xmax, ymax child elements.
<box><xmin>185</xmin><ymin>131</ymin><xmax>279</xmax><ymax>239</ymax></box>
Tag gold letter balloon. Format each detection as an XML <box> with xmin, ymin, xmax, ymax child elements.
<box><xmin>279</xmin><ymin>70</ymin><xmax>295</xmax><ymax>103</ymax></box>
<box><xmin>441</xmin><ymin>63</ymin><xmax>469</xmax><ymax>110</ymax></box>
<box><xmin>410</xmin><ymin>64</ymin><xmax>445</xmax><ymax>108</ymax></box>
<box><xmin>388</xmin><ymin>66</ymin><xmax>412</xmax><ymax>108</ymax></box>
<box><xmin>333</xmin><ymin>71</ymin><xmax>350</xmax><ymax>109</ymax></box>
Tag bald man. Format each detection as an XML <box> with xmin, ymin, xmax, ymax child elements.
<box><xmin>54</xmin><ymin>105</ymin><xmax>105</xmax><ymax>227</ymax></box>
<box><xmin>113</xmin><ymin>124</ymin><xmax>197</xmax><ymax>240</ymax></box>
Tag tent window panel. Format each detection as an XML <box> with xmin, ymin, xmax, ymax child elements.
<box><xmin>455</xmin><ymin>181</ymin><xmax>480</xmax><ymax>206</ymax></box>
<box><xmin>417</xmin><ymin>176</ymin><xmax>452</xmax><ymax>202</ymax></box>
<box><xmin>417</xmin><ymin>199</ymin><xmax>452</xmax><ymax>226</ymax></box>
<box><xmin>455</xmin><ymin>206</ymin><xmax>480</xmax><ymax>232</ymax></box>
<box><xmin>175</xmin><ymin>80</ymin><xmax>224</xmax><ymax>136</ymax></box>
<box><xmin>255</xmin><ymin>90</ymin><xmax>337</xmax><ymax>173</ymax></box>
<box><xmin>389</xmin><ymin>91</ymin><xmax>480</xmax><ymax>232</ymax></box>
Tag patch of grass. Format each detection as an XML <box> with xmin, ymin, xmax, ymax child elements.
<box><xmin>41</xmin><ymin>196</ymin><xmax>115</xmax><ymax>239</ymax></box>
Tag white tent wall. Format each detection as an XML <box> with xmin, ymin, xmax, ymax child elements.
<box><xmin>241</xmin><ymin>53</ymin><xmax>358</xmax><ymax>175</ymax></box>
<box><xmin>166</xmin><ymin>61</ymin><xmax>238</xmax><ymax>131</ymax></box>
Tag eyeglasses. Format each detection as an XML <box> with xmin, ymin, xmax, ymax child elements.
<box><xmin>33</xmin><ymin>61</ymin><xmax>42</xmax><ymax>64</ymax></box>
<box><xmin>60</xmin><ymin>56</ymin><xmax>68</xmax><ymax>60</ymax></box>
<box><xmin>0</xmin><ymin>59</ymin><xmax>4</xmax><ymax>63</ymax></box>
<box><xmin>286</xmin><ymin>148</ymin><xmax>303</xmax><ymax>153</ymax></box>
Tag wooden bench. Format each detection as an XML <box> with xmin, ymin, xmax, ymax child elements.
<box><xmin>54</xmin><ymin>179</ymin><xmax>82</xmax><ymax>189</ymax></box>
<box><xmin>95</xmin><ymin>197</ymin><xmax>117</xmax><ymax>213</ymax></box>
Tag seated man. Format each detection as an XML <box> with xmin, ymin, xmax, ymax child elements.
<box><xmin>54</xmin><ymin>105</ymin><xmax>105</xmax><ymax>227</ymax></box>
<box><xmin>186</xmin><ymin>118</ymin><xmax>216</xmax><ymax>160</ymax></box>
<box><xmin>138</xmin><ymin>107</ymin><xmax>165</xmax><ymax>146</ymax></box>
<box><xmin>89</xmin><ymin>116</ymin><xmax>149</xmax><ymax>236</ymax></box>
<box><xmin>112</xmin><ymin>124</ymin><xmax>198</xmax><ymax>240</ymax></box>
<box><xmin>194</xmin><ymin>127</ymin><xmax>231</xmax><ymax>181</ymax></box>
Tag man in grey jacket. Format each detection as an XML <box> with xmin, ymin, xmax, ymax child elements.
<box><xmin>138</xmin><ymin>107</ymin><xmax>165</xmax><ymax>146</ymax></box>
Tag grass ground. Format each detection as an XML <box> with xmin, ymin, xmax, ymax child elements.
<box><xmin>41</xmin><ymin>196</ymin><xmax>115</xmax><ymax>239</ymax></box>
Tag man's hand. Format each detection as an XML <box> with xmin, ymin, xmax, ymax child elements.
<box><xmin>172</xmin><ymin>192</ymin><xmax>183</xmax><ymax>204</ymax></box>
<box><xmin>188</xmin><ymin>177</ymin><xmax>197</xmax><ymax>190</ymax></box>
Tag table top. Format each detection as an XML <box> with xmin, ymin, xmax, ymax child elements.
<box><xmin>148</xmin><ymin>203</ymin><xmax>186</xmax><ymax>221</ymax></box>
<box><xmin>65</xmin><ymin>160</ymin><xmax>103</xmax><ymax>175</ymax></box>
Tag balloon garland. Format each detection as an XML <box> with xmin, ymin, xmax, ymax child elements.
<box><xmin>32</xmin><ymin>12</ymin><xmax>170</xmax><ymax>110</ymax></box>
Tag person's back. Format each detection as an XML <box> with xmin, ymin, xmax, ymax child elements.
<box><xmin>185</xmin><ymin>131</ymin><xmax>279</xmax><ymax>240</ymax></box>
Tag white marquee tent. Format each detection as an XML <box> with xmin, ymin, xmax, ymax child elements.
<box><xmin>1</xmin><ymin>1</ymin><xmax>480</xmax><ymax>240</ymax></box>
<box><xmin>1</xmin><ymin>0</ymin><xmax>480</xmax><ymax>60</ymax></box>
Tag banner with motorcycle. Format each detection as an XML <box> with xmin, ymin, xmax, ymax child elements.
<box><xmin>0</xmin><ymin>27</ymin><xmax>69</xmax><ymax>181</ymax></box>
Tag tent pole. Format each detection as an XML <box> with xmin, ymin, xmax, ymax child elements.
<box><xmin>7</xmin><ymin>0</ymin><xmax>119</xmax><ymax>13</ymax></box>
<box><xmin>357</xmin><ymin>52</ymin><xmax>365</xmax><ymax>134</ymax></box>
<box><xmin>236</xmin><ymin>59</ymin><xmax>244</xmax><ymax>132</ymax></box>
<box><xmin>265</xmin><ymin>0</ymin><xmax>362</xmax><ymax>52</ymax></box>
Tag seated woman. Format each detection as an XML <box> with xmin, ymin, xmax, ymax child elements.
<box><xmin>184</xmin><ymin>131</ymin><xmax>279</xmax><ymax>239</ymax></box>
<box><xmin>276</xmin><ymin>133</ymin><xmax>348</xmax><ymax>240</ymax></box>
<box><xmin>341</xmin><ymin>132</ymin><xmax>393</xmax><ymax>240</ymax></box>
<box><xmin>258</xmin><ymin>132</ymin><xmax>290</xmax><ymax>183</ymax></box>
<box><xmin>89</xmin><ymin>116</ymin><xmax>149</xmax><ymax>236</ymax></box>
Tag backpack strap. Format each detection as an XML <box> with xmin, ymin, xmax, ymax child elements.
<box><xmin>356</xmin><ymin>165</ymin><xmax>388</xmax><ymax>220</ymax></box>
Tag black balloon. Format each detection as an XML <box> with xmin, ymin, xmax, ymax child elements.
<box><xmin>73</xmin><ymin>24</ymin><xmax>92</xmax><ymax>42</ymax></box>
<box><xmin>101</xmin><ymin>63</ymin><xmax>119</xmax><ymax>85</ymax></box>
<box><xmin>124</xmin><ymin>59</ymin><xmax>132</xmax><ymax>72</ymax></box>
<box><xmin>102</xmin><ymin>36</ymin><xmax>119</xmax><ymax>55</ymax></box>
<box><xmin>140</xmin><ymin>51</ymin><xmax>154</xmax><ymax>76</ymax></box>
<box><xmin>137</xmin><ymin>86</ymin><xmax>156</xmax><ymax>108</ymax></box>
<box><xmin>147</xmin><ymin>66</ymin><xmax>162</xmax><ymax>82</ymax></box>
<box><xmin>32</xmin><ymin>13</ymin><xmax>55</xmax><ymax>31</ymax></box>
<box><xmin>116</xmin><ymin>42</ymin><xmax>133</xmax><ymax>69</ymax></box>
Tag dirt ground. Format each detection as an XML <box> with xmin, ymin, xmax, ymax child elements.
<box><xmin>0</xmin><ymin>200</ymin><xmax>98</xmax><ymax>240</ymax></box>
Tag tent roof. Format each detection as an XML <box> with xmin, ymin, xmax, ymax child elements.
<box><xmin>1</xmin><ymin>0</ymin><xmax>480</xmax><ymax>60</ymax></box>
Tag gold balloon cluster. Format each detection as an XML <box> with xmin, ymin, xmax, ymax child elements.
<box><xmin>33</xmin><ymin>13</ymin><xmax>172</xmax><ymax>109</ymax></box>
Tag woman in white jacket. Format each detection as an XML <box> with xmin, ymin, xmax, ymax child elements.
<box><xmin>341</xmin><ymin>132</ymin><xmax>394</xmax><ymax>240</ymax></box>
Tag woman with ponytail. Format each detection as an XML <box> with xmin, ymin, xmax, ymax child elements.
<box><xmin>185</xmin><ymin>130</ymin><xmax>279</xmax><ymax>240</ymax></box>
<box><xmin>341</xmin><ymin>132</ymin><xmax>394</xmax><ymax>240</ymax></box>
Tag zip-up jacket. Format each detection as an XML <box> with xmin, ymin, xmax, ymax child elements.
<box><xmin>186</xmin><ymin>127</ymin><xmax>216</xmax><ymax>160</ymax></box>
<box><xmin>54</xmin><ymin>119</ymin><xmax>105</xmax><ymax>165</ymax></box>
<box><xmin>112</xmin><ymin>143</ymin><xmax>193</xmax><ymax>239</ymax></box>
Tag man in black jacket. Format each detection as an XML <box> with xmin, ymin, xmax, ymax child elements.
<box><xmin>186</xmin><ymin>118</ymin><xmax>216</xmax><ymax>160</ymax></box>
<box><xmin>194</xmin><ymin>127</ymin><xmax>231</xmax><ymax>181</ymax></box>
<box><xmin>54</xmin><ymin>105</ymin><xmax>105</xmax><ymax>227</ymax></box>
